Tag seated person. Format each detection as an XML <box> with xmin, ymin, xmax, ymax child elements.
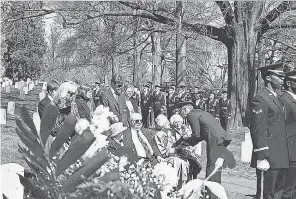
<box><xmin>154</xmin><ymin>114</ymin><xmax>202</xmax><ymax>188</ymax></box>
<box><xmin>122</xmin><ymin>113</ymin><xmax>159</xmax><ymax>165</ymax></box>
<box><xmin>106</xmin><ymin>122</ymin><xmax>127</xmax><ymax>155</ymax></box>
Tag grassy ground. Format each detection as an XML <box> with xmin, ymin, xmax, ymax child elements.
<box><xmin>0</xmin><ymin>85</ymin><xmax>256</xmax><ymax>198</ymax></box>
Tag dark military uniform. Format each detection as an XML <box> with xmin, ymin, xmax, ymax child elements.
<box><xmin>218</xmin><ymin>98</ymin><xmax>231</xmax><ymax>131</ymax></box>
<box><xmin>205</xmin><ymin>99</ymin><xmax>219</xmax><ymax>118</ymax></box>
<box><xmin>250</xmin><ymin>87</ymin><xmax>290</xmax><ymax>199</ymax></box>
<box><xmin>166</xmin><ymin>92</ymin><xmax>177</xmax><ymax>119</ymax></box>
<box><xmin>141</xmin><ymin>91</ymin><xmax>151</xmax><ymax>128</ymax></box>
<box><xmin>175</xmin><ymin>91</ymin><xmax>191</xmax><ymax>104</ymax></box>
<box><xmin>281</xmin><ymin>71</ymin><xmax>296</xmax><ymax>199</ymax></box>
<box><xmin>151</xmin><ymin>91</ymin><xmax>166</xmax><ymax>119</ymax></box>
<box><xmin>191</xmin><ymin>92</ymin><xmax>205</xmax><ymax>110</ymax></box>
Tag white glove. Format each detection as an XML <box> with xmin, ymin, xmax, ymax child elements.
<box><xmin>257</xmin><ymin>159</ymin><xmax>270</xmax><ymax>171</ymax></box>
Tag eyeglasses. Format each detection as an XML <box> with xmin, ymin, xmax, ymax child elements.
<box><xmin>132</xmin><ymin>119</ymin><xmax>142</xmax><ymax>123</ymax></box>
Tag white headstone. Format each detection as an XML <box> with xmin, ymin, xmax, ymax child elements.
<box><xmin>241</xmin><ymin>141</ymin><xmax>253</xmax><ymax>163</ymax></box>
<box><xmin>1</xmin><ymin>163</ymin><xmax>24</xmax><ymax>199</ymax></box>
<box><xmin>2</xmin><ymin>81</ymin><xmax>7</xmax><ymax>88</ymax></box>
<box><xmin>15</xmin><ymin>82</ymin><xmax>19</xmax><ymax>89</ymax></box>
<box><xmin>19</xmin><ymin>91</ymin><xmax>25</xmax><ymax>98</ymax></box>
<box><xmin>33</xmin><ymin>112</ymin><xmax>41</xmax><ymax>136</ymax></box>
<box><xmin>28</xmin><ymin>83</ymin><xmax>33</xmax><ymax>91</ymax></box>
<box><xmin>35</xmin><ymin>81</ymin><xmax>38</xmax><ymax>86</ymax></box>
<box><xmin>193</xmin><ymin>142</ymin><xmax>203</xmax><ymax>156</ymax></box>
<box><xmin>39</xmin><ymin>91</ymin><xmax>46</xmax><ymax>101</ymax></box>
<box><xmin>5</xmin><ymin>85</ymin><xmax>11</xmax><ymax>93</ymax></box>
<box><xmin>244</xmin><ymin>132</ymin><xmax>252</xmax><ymax>142</ymax></box>
<box><xmin>0</xmin><ymin>108</ymin><xmax>7</xmax><ymax>125</ymax></box>
<box><xmin>42</xmin><ymin>83</ymin><xmax>47</xmax><ymax>90</ymax></box>
<box><xmin>9</xmin><ymin>80</ymin><xmax>13</xmax><ymax>86</ymax></box>
<box><xmin>7</xmin><ymin>101</ymin><xmax>15</xmax><ymax>115</ymax></box>
<box><xmin>23</xmin><ymin>86</ymin><xmax>28</xmax><ymax>94</ymax></box>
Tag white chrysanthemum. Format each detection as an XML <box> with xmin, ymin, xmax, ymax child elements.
<box><xmin>75</xmin><ymin>118</ymin><xmax>90</xmax><ymax>135</ymax></box>
<box><xmin>82</xmin><ymin>134</ymin><xmax>109</xmax><ymax>160</ymax></box>
<box><xmin>153</xmin><ymin>162</ymin><xmax>178</xmax><ymax>192</ymax></box>
<box><xmin>94</xmin><ymin>105</ymin><xmax>111</xmax><ymax>116</ymax></box>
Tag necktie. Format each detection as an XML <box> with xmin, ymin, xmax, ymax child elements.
<box><xmin>137</xmin><ymin>130</ymin><xmax>152</xmax><ymax>158</ymax></box>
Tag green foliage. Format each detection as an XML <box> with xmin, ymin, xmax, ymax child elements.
<box><xmin>1</xmin><ymin>1</ymin><xmax>47</xmax><ymax>80</ymax></box>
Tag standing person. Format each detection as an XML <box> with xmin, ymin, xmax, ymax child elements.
<box><xmin>218</xmin><ymin>90</ymin><xmax>231</xmax><ymax>131</ymax></box>
<box><xmin>74</xmin><ymin>85</ymin><xmax>93</xmax><ymax>121</ymax></box>
<box><xmin>151</xmin><ymin>85</ymin><xmax>166</xmax><ymax>119</ymax></box>
<box><xmin>38</xmin><ymin>80</ymin><xmax>59</xmax><ymax>119</ymax></box>
<box><xmin>281</xmin><ymin>69</ymin><xmax>296</xmax><ymax>199</ymax></box>
<box><xmin>172</xmin><ymin>102</ymin><xmax>232</xmax><ymax>199</ymax></box>
<box><xmin>205</xmin><ymin>92</ymin><xmax>219</xmax><ymax>120</ymax></box>
<box><xmin>250</xmin><ymin>63</ymin><xmax>289</xmax><ymax>199</ymax></box>
<box><xmin>141</xmin><ymin>84</ymin><xmax>151</xmax><ymax>128</ymax></box>
<box><xmin>192</xmin><ymin>90</ymin><xmax>205</xmax><ymax>110</ymax></box>
<box><xmin>124</xmin><ymin>84</ymin><xmax>139</xmax><ymax>114</ymax></box>
<box><xmin>166</xmin><ymin>85</ymin><xmax>176</xmax><ymax>119</ymax></box>
<box><xmin>100</xmin><ymin>75</ymin><xmax>129</xmax><ymax>127</ymax></box>
<box><xmin>93</xmin><ymin>81</ymin><xmax>102</xmax><ymax>107</ymax></box>
<box><xmin>175</xmin><ymin>82</ymin><xmax>191</xmax><ymax>104</ymax></box>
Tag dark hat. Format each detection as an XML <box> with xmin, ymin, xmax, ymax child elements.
<box><xmin>143</xmin><ymin>84</ymin><xmax>150</xmax><ymax>88</ymax></box>
<box><xmin>169</xmin><ymin>85</ymin><xmax>176</xmax><ymax>90</ymax></box>
<box><xmin>178</xmin><ymin>82</ymin><xmax>186</xmax><ymax>88</ymax></box>
<box><xmin>173</xmin><ymin>101</ymin><xmax>194</xmax><ymax>109</ymax></box>
<box><xmin>258</xmin><ymin>62</ymin><xmax>285</xmax><ymax>77</ymax></box>
<box><xmin>111</xmin><ymin>74</ymin><xmax>123</xmax><ymax>84</ymax></box>
<box><xmin>285</xmin><ymin>70</ymin><xmax>296</xmax><ymax>82</ymax></box>
<box><xmin>155</xmin><ymin>85</ymin><xmax>161</xmax><ymax>88</ymax></box>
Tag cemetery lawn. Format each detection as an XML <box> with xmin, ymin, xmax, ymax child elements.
<box><xmin>0</xmin><ymin>85</ymin><xmax>256</xmax><ymax>198</ymax></box>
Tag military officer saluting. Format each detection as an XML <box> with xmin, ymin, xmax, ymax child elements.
<box><xmin>281</xmin><ymin>69</ymin><xmax>296</xmax><ymax>199</ymax></box>
<box><xmin>218</xmin><ymin>90</ymin><xmax>231</xmax><ymax>131</ymax></box>
<box><xmin>166</xmin><ymin>85</ymin><xmax>177</xmax><ymax>119</ymax></box>
<box><xmin>205</xmin><ymin>92</ymin><xmax>219</xmax><ymax>119</ymax></box>
<box><xmin>250</xmin><ymin>63</ymin><xmax>290</xmax><ymax>199</ymax></box>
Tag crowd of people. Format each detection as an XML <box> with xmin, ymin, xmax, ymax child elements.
<box><xmin>36</xmin><ymin>61</ymin><xmax>296</xmax><ymax>199</ymax></box>
<box><xmin>37</xmin><ymin>75</ymin><xmax>233</xmax><ymax>199</ymax></box>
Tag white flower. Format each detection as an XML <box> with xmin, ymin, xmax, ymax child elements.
<box><xmin>75</xmin><ymin>119</ymin><xmax>90</xmax><ymax>135</ymax></box>
<box><xmin>153</xmin><ymin>162</ymin><xmax>178</xmax><ymax>192</ymax></box>
<box><xmin>82</xmin><ymin>135</ymin><xmax>109</xmax><ymax>160</ymax></box>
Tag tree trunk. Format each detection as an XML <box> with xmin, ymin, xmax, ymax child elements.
<box><xmin>132</xmin><ymin>17</ymin><xmax>142</xmax><ymax>87</ymax></box>
<box><xmin>151</xmin><ymin>32</ymin><xmax>161</xmax><ymax>87</ymax></box>
<box><xmin>228</xmin><ymin>2</ymin><xmax>261</xmax><ymax>128</ymax></box>
<box><xmin>110</xmin><ymin>23</ymin><xmax>118</xmax><ymax>76</ymax></box>
<box><xmin>175</xmin><ymin>1</ymin><xmax>186</xmax><ymax>87</ymax></box>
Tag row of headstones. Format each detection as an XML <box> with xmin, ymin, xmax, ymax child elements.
<box><xmin>0</xmin><ymin>81</ymin><xmax>47</xmax><ymax>125</ymax></box>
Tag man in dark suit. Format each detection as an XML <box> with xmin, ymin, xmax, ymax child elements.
<box><xmin>166</xmin><ymin>85</ymin><xmax>177</xmax><ymax>119</ymax></box>
<box><xmin>141</xmin><ymin>84</ymin><xmax>151</xmax><ymax>128</ymax></box>
<box><xmin>122</xmin><ymin>113</ymin><xmax>159</xmax><ymax>164</ymax></box>
<box><xmin>100</xmin><ymin>75</ymin><xmax>129</xmax><ymax>127</ymax></box>
<box><xmin>218</xmin><ymin>90</ymin><xmax>231</xmax><ymax>131</ymax></box>
<box><xmin>151</xmin><ymin>85</ymin><xmax>166</xmax><ymax>119</ymax></box>
<box><xmin>250</xmin><ymin>63</ymin><xmax>289</xmax><ymax>199</ymax></box>
<box><xmin>281</xmin><ymin>69</ymin><xmax>296</xmax><ymax>199</ymax></box>
<box><xmin>93</xmin><ymin>81</ymin><xmax>102</xmax><ymax>107</ymax></box>
<box><xmin>173</xmin><ymin>102</ymin><xmax>232</xmax><ymax>199</ymax></box>
<box><xmin>38</xmin><ymin>80</ymin><xmax>59</xmax><ymax>119</ymax></box>
<box><xmin>205</xmin><ymin>92</ymin><xmax>219</xmax><ymax>120</ymax></box>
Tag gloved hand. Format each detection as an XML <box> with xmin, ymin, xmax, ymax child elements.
<box><xmin>257</xmin><ymin>159</ymin><xmax>270</xmax><ymax>171</ymax></box>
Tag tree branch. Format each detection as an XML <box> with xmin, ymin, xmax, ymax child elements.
<box><xmin>262</xmin><ymin>35</ymin><xmax>296</xmax><ymax>50</ymax></box>
<box><xmin>258</xmin><ymin>1</ymin><xmax>296</xmax><ymax>35</ymax></box>
<box><xmin>215</xmin><ymin>1</ymin><xmax>234</xmax><ymax>25</ymax></box>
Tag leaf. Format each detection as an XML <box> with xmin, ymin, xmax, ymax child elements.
<box><xmin>20</xmin><ymin>105</ymin><xmax>38</xmax><ymax>136</ymax></box>
<box><xmin>49</xmin><ymin>114</ymin><xmax>77</xmax><ymax>159</ymax></box>
<box><xmin>18</xmin><ymin>145</ymin><xmax>49</xmax><ymax>169</ymax></box>
<box><xmin>177</xmin><ymin>179</ymin><xmax>203</xmax><ymax>199</ymax></box>
<box><xmin>40</xmin><ymin>104</ymin><xmax>59</xmax><ymax>145</ymax></box>
<box><xmin>15</xmin><ymin>128</ymin><xmax>43</xmax><ymax>157</ymax></box>
<box><xmin>55</xmin><ymin>129</ymin><xmax>95</xmax><ymax>176</ymax></box>
<box><xmin>60</xmin><ymin>148</ymin><xmax>109</xmax><ymax>193</ymax></box>
<box><xmin>204</xmin><ymin>181</ymin><xmax>228</xmax><ymax>199</ymax></box>
<box><xmin>16</xmin><ymin>118</ymin><xmax>39</xmax><ymax>144</ymax></box>
<box><xmin>97</xmin><ymin>169</ymin><xmax>120</xmax><ymax>182</ymax></box>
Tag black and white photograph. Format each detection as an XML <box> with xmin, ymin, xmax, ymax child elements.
<box><xmin>0</xmin><ymin>1</ymin><xmax>296</xmax><ymax>199</ymax></box>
